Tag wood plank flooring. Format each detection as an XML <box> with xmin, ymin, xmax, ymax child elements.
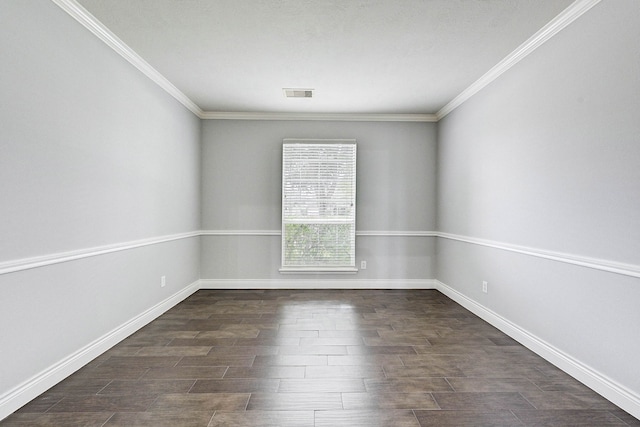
<box><xmin>3</xmin><ymin>289</ymin><xmax>638</xmax><ymax>426</ymax></box>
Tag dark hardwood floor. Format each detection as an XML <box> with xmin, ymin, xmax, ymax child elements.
<box><xmin>2</xmin><ymin>289</ymin><xmax>638</xmax><ymax>426</ymax></box>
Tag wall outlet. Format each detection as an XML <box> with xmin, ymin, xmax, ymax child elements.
<box><xmin>360</xmin><ymin>260</ymin><xmax>367</xmax><ymax>270</ymax></box>
<box><xmin>161</xmin><ymin>276</ymin><xmax>166</xmax><ymax>288</ymax></box>
<box><xmin>482</xmin><ymin>281</ymin><xmax>488</xmax><ymax>293</ymax></box>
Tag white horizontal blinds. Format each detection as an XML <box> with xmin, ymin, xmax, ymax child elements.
<box><xmin>282</xmin><ymin>140</ymin><xmax>356</xmax><ymax>269</ymax></box>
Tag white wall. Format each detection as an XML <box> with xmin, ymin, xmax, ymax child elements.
<box><xmin>436</xmin><ymin>0</ymin><xmax>640</xmax><ymax>417</ymax></box>
<box><xmin>200</xmin><ymin>120</ymin><xmax>437</xmax><ymax>284</ymax></box>
<box><xmin>0</xmin><ymin>0</ymin><xmax>201</xmax><ymax>417</ymax></box>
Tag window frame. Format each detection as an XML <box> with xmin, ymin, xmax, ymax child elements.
<box><xmin>280</xmin><ymin>138</ymin><xmax>357</xmax><ymax>273</ymax></box>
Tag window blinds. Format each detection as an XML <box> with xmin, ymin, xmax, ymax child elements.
<box><xmin>281</xmin><ymin>139</ymin><xmax>357</xmax><ymax>272</ymax></box>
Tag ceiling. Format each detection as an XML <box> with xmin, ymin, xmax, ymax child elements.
<box><xmin>73</xmin><ymin>0</ymin><xmax>577</xmax><ymax>117</ymax></box>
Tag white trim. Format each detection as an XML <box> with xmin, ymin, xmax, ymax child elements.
<box><xmin>199</xmin><ymin>230</ymin><xmax>640</xmax><ymax>279</ymax></box>
<box><xmin>1</xmin><ymin>230</ymin><xmax>437</xmax><ymax>276</ymax></box>
<box><xmin>200</xmin><ymin>230</ymin><xmax>280</xmax><ymax>236</ymax></box>
<box><xmin>357</xmin><ymin>231</ymin><xmax>437</xmax><ymax>237</ymax></box>
<box><xmin>0</xmin><ymin>280</ymin><xmax>200</xmax><ymax>421</ymax></box>
<box><xmin>282</xmin><ymin>138</ymin><xmax>357</xmax><ymax>144</ymax></box>
<box><xmin>437</xmin><ymin>232</ymin><xmax>640</xmax><ymax>279</ymax></box>
<box><xmin>435</xmin><ymin>280</ymin><xmax>640</xmax><ymax>420</ymax></box>
<box><xmin>436</xmin><ymin>0</ymin><xmax>602</xmax><ymax>120</ymax></box>
<box><xmin>281</xmin><ymin>140</ymin><xmax>358</xmax><ymax>270</ymax></box>
<box><xmin>50</xmin><ymin>0</ymin><xmax>599</xmax><ymax>123</ymax></box>
<box><xmin>200</xmin><ymin>230</ymin><xmax>437</xmax><ymax>237</ymax></box>
<box><xmin>279</xmin><ymin>267</ymin><xmax>359</xmax><ymax>274</ymax></box>
<box><xmin>0</xmin><ymin>231</ymin><xmax>199</xmax><ymax>276</ymax></box>
<box><xmin>200</xmin><ymin>279</ymin><xmax>436</xmax><ymax>290</ymax></box>
<box><xmin>199</xmin><ymin>111</ymin><xmax>438</xmax><ymax>122</ymax></box>
<box><xmin>8</xmin><ymin>229</ymin><xmax>633</xmax><ymax>278</ymax></box>
<box><xmin>50</xmin><ymin>0</ymin><xmax>203</xmax><ymax>117</ymax></box>
<box><xmin>42</xmin><ymin>0</ymin><xmax>437</xmax><ymax>125</ymax></box>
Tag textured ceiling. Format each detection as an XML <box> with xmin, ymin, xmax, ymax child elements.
<box><xmin>76</xmin><ymin>0</ymin><xmax>574</xmax><ymax>115</ymax></box>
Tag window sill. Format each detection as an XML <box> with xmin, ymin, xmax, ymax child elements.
<box><xmin>279</xmin><ymin>267</ymin><xmax>358</xmax><ymax>274</ymax></box>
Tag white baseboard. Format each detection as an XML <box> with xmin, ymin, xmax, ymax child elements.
<box><xmin>0</xmin><ymin>280</ymin><xmax>200</xmax><ymax>421</ymax></box>
<box><xmin>435</xmin><ymin>280</ymin><xmax>640</xmax><ymax>420</ymax></box>
<box><xmin>1</xmin><ymin>277</ymin><xmax>433</xmax><ymax>420</ymax></box>
<box><xmin>200</xmin><ymin>278</ymin><xmax>436</xmax><ymax>290</ymax></box>
<box><xmin>6</xmin><ymin>278</ymin><xmax>637</xmax><ymax>421</ymax></box>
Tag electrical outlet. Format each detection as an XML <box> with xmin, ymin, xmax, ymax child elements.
<box><xmin>360</xmin><ymin>260</ymin><xmax>367</xmax><ymax>270</ymax></box>
<box><xmin>482</xmin><ymin>281</ymin><xmax>488</xmax><ymax>293</ymax></box>
<box><xmin>161</xmin><ymin>276</ymin><xmax>166</xmax><ymax>288</ymax></box>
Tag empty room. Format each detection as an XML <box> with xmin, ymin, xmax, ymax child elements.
<box><xmin>1</xmin><ymin>0</ymin><xmax>639</xmax><ymax>425</ymax></box>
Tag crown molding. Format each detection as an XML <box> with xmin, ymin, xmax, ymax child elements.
<box><xmin>47</xmin><ymin>0</ymin><xmax>436</xmax><ymax>123</ymax></box>
<box><xmin>52</xmin><ymin>0</ymin><xmax>599</xmax><ymax>123</ymax></box>
<box><xmin>436</xmin><ymin>0</ymin><xmax>602</xmax><ymax>120</ymax></box>
<box><xmin>199</xmin><ymin>111</ymin><xmax>438</xmax><ymax>122</ymax></box>
<box><xmin>50</xmin><ymin>0</ymin><xmax>203</xmax><ymax>117</ymax></box>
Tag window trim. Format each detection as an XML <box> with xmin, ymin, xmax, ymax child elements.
<box><xmin>280</xmin><ymin>138</ymin><xmax>357</xmax><ymax>273</ymax></box>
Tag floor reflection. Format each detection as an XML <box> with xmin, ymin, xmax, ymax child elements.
<box><xmin>263</xmin><ymin>291</ymin><xmax>411</xmax><ymax>426</ymax></box>
<box><xmin>4</xmin><ymin>290</ymin><xmax>627</xmax><ymax>427</ymax></box>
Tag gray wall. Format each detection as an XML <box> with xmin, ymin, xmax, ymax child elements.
<box><xmin>436</xmin><ymin>0</ymin><xmax>640</xmax><ymax>401</ymax></box>
<box><xmin>0</xmin><ymin>0</ymin><xmax>201</xmax><ymax>408</ymax></box>
<box><xmin>3</xmin><ymin>0</ymin><xmax>639</xmax><ymax>419</ymax></box>
<box><xmin>201</xmin><ymin>120</ymin><xmax>437</xmax><ymax>281</ymax></box>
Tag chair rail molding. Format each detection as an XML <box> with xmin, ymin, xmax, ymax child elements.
<box><xmin>437</xmin><ymin>232</ymin><xmax>640</xmax><ymax>279</ymax></box>
<box><xmin>0</xmin><ymin>231</ymin><xmax>200</xmax><ymax>276</ymax></box>
<box><xmin>200</xmin><ymin>230</ymin><xmax>437</xmax><ymax>237</ymax></box>
<box><xmin>5</xmin><ymin>230</ymin><xmax>636</xmax><ymax>279</ymax></box>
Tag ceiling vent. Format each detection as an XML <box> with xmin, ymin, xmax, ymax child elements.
<box><xmin>283</xmin><ymin>88</ymin><xmax>314</xmax><ymax>98</ymax></box>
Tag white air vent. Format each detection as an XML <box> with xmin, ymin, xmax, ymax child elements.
<box><xmin>283</xmin><ymin>88</ymin><xmax>314</xmax><ymax>98</ymax></box>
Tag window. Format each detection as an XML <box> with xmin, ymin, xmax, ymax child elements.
<box><xmin>281</xmin><ymin>139</ymin><xmax>357</xmax><ymax>272</ymax></box>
